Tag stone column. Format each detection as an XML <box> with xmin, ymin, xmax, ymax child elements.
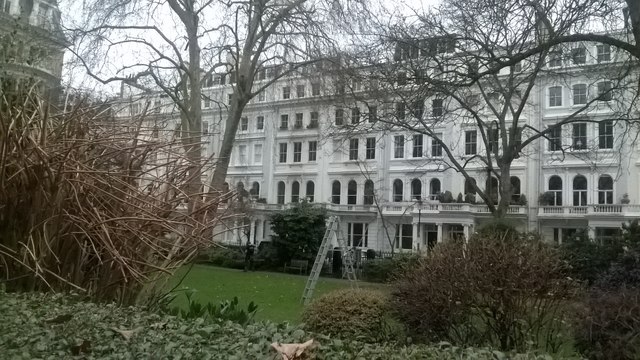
<box><xmin>437</xmin><ymin>222</ymin><xmax>443</xmax><ymax>243</ymax></box>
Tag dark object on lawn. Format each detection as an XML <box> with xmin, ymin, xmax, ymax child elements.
<box><xmin>332</xmin><ymin>247</ymin><xmax>342</xmax><ymax>277</ymax></box>
<box><xmin>244</xmin><ymin>241</ymin><xmax>255</xmax><ymax>272</ymax></box>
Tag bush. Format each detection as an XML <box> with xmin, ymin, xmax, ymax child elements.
<box><xmin>204</xmin><ymin>246</ymin><xmax>246</xmax><ymax>269</ymax></box>
<box><xmin>362</xmin><ymin>254</ymin><xmax>421</xmax><ymax>283</ymax></box>
<box><xmin>560</xmin><ymin>235</ymin><xmax>623</xmax><ymax>286</ymax></box>
<box><xmin>302</xmin><ymin>288</ymin><xmax>390</xmax><ymax>342</ymax></box>
<box><xmin>391</xmin><ymin>229</ymin><xmax>576</xmax><ymax>352</ymax></box>
<box><xmin>270</xmin><ymin>201</ymin><xmax>327</xmax><ymax>265</ymax></box>
<box><xmin>0</xmin><ymin>291</ymin><xmax>569</xmax><ymax>359</ymax></box>
<box><xmin>574</xmin><ymin>288</ymin><xmax>640</xmax><ymax>360</ymax></box>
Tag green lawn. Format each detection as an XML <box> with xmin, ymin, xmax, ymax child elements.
<box><xmin>168</xmin><ymin>264</ymin><xmax>386</xmax><ymax>324</ymax></box>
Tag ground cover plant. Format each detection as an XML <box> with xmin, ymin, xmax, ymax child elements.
<box><xmin>0</xmin><ymin>291</ymin><xmax>570</xmax><ymax>359</ymax></box>
<box><xmin>167</xmin><ymin>264</ymin><xmax>386</xmax><ymax>323</ymax></box>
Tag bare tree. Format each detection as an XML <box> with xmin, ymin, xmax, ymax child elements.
<box><xmin>66</xmin><ymin>0</ymin><xmax>357</xmax><ymax>217</ymax></box>
<box><xmin>335</xmin><ymin>0</ymin><xmax>639</xmax><ymax>218</ymax></box>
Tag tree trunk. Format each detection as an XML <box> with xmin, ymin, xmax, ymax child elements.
<box><xmin>495</xmin><ymin>165</ymin><xmax>512</xmax><ymax>219</ymax></box>
<box><xmin>627</xmin><ymin>0</ymin><xmax>640</xmax><ymax>57</ymax></box>
<box><xmin>183</xmin><ymin>13</ymin><xmax>203</xmax><ymax>216</ymax></box>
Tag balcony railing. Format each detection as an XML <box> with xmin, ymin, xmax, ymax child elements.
<box><xmin>538</xmin><ymin>204</ymin><xmax>640</xmax><ymax>216</ymax></box>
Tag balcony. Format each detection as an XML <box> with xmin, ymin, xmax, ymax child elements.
<box><xmin>382</xmin><ymin>203</ymin><xmax>528</xmax><ymax>216</ymax></box>
<box><xmin>538</xmin><ymin>204</ymin><xmax>640</xmax><ymax>217</ymax></box>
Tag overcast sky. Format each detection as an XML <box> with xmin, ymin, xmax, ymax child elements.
<box><xmin>57</xmin><ymin>0</ymin><xmax>442</xmax><ymax>93</ymax></box>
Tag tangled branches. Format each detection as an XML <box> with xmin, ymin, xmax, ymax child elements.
<box><xmin>0</xmin><ymin>91</ymin><xmax>223</xmax><ymax>304</ymax></box>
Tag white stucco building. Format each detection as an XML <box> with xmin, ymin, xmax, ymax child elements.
<box><xmin>120</xmin><ymin>36</ymin><xmax>640</xmax><ymax>253</ymax></box>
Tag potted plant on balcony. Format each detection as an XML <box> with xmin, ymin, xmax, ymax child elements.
<box><xmin>456</xmin><ymin>193</ymin><xmax>464</xmax><ymax>203</ymax></box>
<box><xmin>438</xmin><ymin>191</ymin><xmax>454</xmax><ymax>203</ymax></box>
<box><xmin>621</xmin><ymin>193</ymin><xmax>631</xmax><ymax>204</ymax></box>
<box><xmin>464</xmin><ymin>193</ymin><xmax>476</xmax><ymax>204</ymax></box>
<box><xmin>538</xmin><ymin>191</ymin><xmax>555</xmax><ymax>206</ymax></box>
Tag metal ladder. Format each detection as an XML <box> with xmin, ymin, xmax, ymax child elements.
<box><xmin>301</xmin><ymin>216</ymin><xmax>357</xmax><ymax>305</ymax></box>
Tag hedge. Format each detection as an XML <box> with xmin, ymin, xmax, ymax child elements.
<box><xmin>0</xmin><ymin>291</ymin><xmax>568</xmax><ymax>359</ymax></box>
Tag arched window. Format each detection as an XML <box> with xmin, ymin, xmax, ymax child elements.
<box><xmin>250</xmin><ymin>182</ymin><xmax>260</xmax><ymax>200</ymax></box>
<box><xmin>573</xmin><ymin>175</ymin><xmax>588</xmax><ymax>206</ymax></box>
<box><xmin>291</xmin><ymin>181</ymin><xmax>300</xmax><ymax>203</ymax></box>
<box><xmin>411</xmin><ymin>179</ymin><xmax>422</xmax><ymax>200</ymax></box>
<box><xmin>347</xmin><ymin>180</ymin><xmax>358</xmax><ymax>204</ymax></box>
<box><xmin>331</xmin><ymin>180</ymin><xmax>341</xmax><ymax>204</ymax></box>
<box><xmin>277</xmin><ymin>181</ymin><xmax>286</xmax><ymax>204</ymax></box>
<box><xmin>598</xmin><ymin>175</ymin><xmax>613</xmax><ymax>205</ymax></box>
<box><xmin>510</xmin><ymin>176</ymin><xmax>521</xmax><ymax>203</ymax></box>
<box><xmin>464</xmin><ymin>178</ymin><xmax>477</xmax><ymax>195</ymax></box>
<box><xmin>393</xmin><ymin>179</ymin><xmax>403</xmax><ymax>202</ymax></box>
<box><xmin>364</xmin><ymin>180</ymin><xmax>374</xmax><ymax>205</ymax></box>
<box><xmin>548</xmin><ymin>176</ymin><xmax>563</xmax><ymax>206</ymax></box>
<box><xmin>486</xmin><ymin>177</ymin><xmax>499</xmax><ymax>204</ymax></box>
<box><xmin>430</xmin><ymin>178</ymin><xmax>441</xmax><ymax>200</ymax></box>
<box><xmin>306</xmin><ymin>181</ymin><xmax>315</xmax><ymax>202</ymax></box>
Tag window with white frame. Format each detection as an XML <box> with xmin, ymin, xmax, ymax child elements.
<box><xmin>253</xmin><ymin>144</ymin><xmax>262</xmax><ymax>164</ymax></box>
<box><xmin>431</xmin><ymin>133</ymin><xmax>443</xmax><ymax>157</ymax></box>
<box><xmin>598</xmin><ymin>175</ymin><xmax>614</xmax><ymax>204</ymax></box>
<box><xmin>351</xmin><ymin>108</ymin><xmax>360</xmax><ymax>124</ymax></box>
<box><xmin>256</xmin><ymin>116</ymin><xmax>264</xmax><ymax>130</ymax></box>
<box><xmin>202</xmin><ymin>121</ymin><xmax>209</xmax><ymax>136</ymax></box>
<box><xmin>278</xmin><ymin>143</ymin><xmax>287</xmax><ymax>163</ymax></box>
<box><xmin>572</xmin><ymin>46</ymin><xmax>586</xmax><ymax>64</ymax></box>
<box><xmin>366</xmin><ymin>137</ymin><xmax>376</xmax><ymax>159</ymax></box>
<box><xmin>368</xmin><ymin>106</ymin><xmax>377</xmax><ymax>123</ymax></box>
<box><xmin>393</xmin><ymin>179</ymin><xmax>403</xmax><ymax>202</ymax></box>
<box><xmin>331</xmin><ymin>180</ymin><xmax>341</xmax><ymax>204</ymax></box>
<box><xmin>412</xmin><ymin>134</ymin><xmax>423</xmax><ymax>157</ymax></box>
<box><xmin>549</xmin><ymin>86</ymin><xmax>563</xmax><ymax>107</ymax></box>
<box><xmin>572</xmin><ymin>84</ymin><xmax>587</xmax><ymax>105</ymax></box>
<box><xmin>240</xmin><ymin>117</ymin><xmax>248</xmax><ymax>131</ymax></box>
<box><xmin>432</xmin><ymin>98</ymin><xmax>443</xmax><ymax>117</ymax></box>
<box><xmin>599</xmin><ymin>120</ymin><xmax>614</xmax><ymax>149</ymax></box>
<box><xmin>573</xmin><ymin>175</ymin><xmax>588</xmax><ymax>206</ymax></box>
<box><xmin>311</xmin><ymin>83</ymin><xmax>320</xmax><ymax>96</ymax></box>
<box><xmin>308</xmin><ymin>141</ymin><xmax>317</xmax><ymax>162</ymax></box>
<box><xmin>280</xmin><ymin>114</ymin><xmax>288</xmax><ymax>129</ymax></box>
<box><xmin>347</xmin><ymin>180</ymin><xmax>357</xmax><ymax>205</ymax></box>
<box><xmin>465</xmin><ymin>130</ymin><xmax>477</xmax><ymax>155</ymax></box>
<box><xmin>394</xmin><ymin>135</ymin><xmax>405</xmax><ymax>158</ymax></box>
<box><xmin>238</xmin><ymin>145</ymin><xmax>247</xmax><ymax>164</ymax></box>
<box><xmin>293</xmin><ymin>142</ymin><xmax>302</xmax><ymax>162</ymax></box>
<box><xmin>296</xmin><ymin>84</ymin><xmax>305</xmax><ymax>98</ymax></box>
<box><xmin>349</xmin><ymin>138</ymin><xmax>359</xmax><ymax>160</ymax></box>
<box><xmin>395</xmin><ymin>224</ymin><xmax>413</xmax><ymax>250</ymax></box>
<box><xmin>258</xmin><ymin>92</ymin><xmax>265</xmax><ymax>102</ymax></box>
<box><xmin>306</xmin><ymin>181</ymin><xmax>315</xmax><ymax>202</ymax></box>
<box><xmin>309</xmin><ymin>112</ymin><xmax>319</xmax><ymax>128</ymax></box>
<box><xmin>363</xmin><ymin>180</ymin><xmax>374</xmax><ymax>205</ymax></box>
<box><xmin>548</xmin><ymin>50</ymin><xmax>562</xmax><ymax>67</ymax></box>
<box><xmin>291</xmin><ymin>181</ymin><xmax>300</xmax><ymax>202</ymax></box>
<box><xmin>572</xmin><ymin>123</ymin><xmax>587</xmax><ymax>150</ymax></box>
<box><xmin>597</xmin><ymin>44</ymin><xmax>611</xmax><ymax>63</ymax></box>
<box><xmin>277</xmin><ymin>181</ymin><xmax>285</xmax><ymax>204</ymax></box>
<box><xmin>282</xmin><ymin>86</ymin><xmax>290</xmax><ymax>99</ymax></box>
<box><xmin>549</xmin><ymin>176</ymin><xmax>563</xmax><ymax>206</ymax></box>
<box><xmin>295</xmin><ymin>113</ymin><xmax>303</xmax><ymax>128</ymax></box>
<box><xmin>348</xmin><ymin>223</ymin><xmax>369</xmax><ymax>247</ymax></box>
<box><xmin>335</xmin><ymin>108</ymin><xmax>344</xmax><ymax>126</ymax></box>
<box><xmin>597</xmin><ymin>81</ymin><xmax>612</xmax><ymax>101</ymax></box>
<box><xmin>548</xmin><ymin>126</ymin><xmax>562</xmax><ymax>151</ymax></box>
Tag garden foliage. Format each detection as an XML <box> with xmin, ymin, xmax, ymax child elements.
<box><xmin>269</xmin><ymin>201</ymin><xmax>327</xmax><ymax>264</ymax></box>
<box><xmin>391</xmin><ymin>228</ymin><xmax>576</xmax><ymax>352</ymax></box>
<box><xmin>302</xmin><ymin>288</ymin><xmax>390</xmax><ymax>342</ymax></box>
<box><xmin>0</xmin><ymin>291</ymin><xmax>565</xmax><ymax>359</ymax></box>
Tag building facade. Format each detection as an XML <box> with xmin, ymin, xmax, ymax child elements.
<box><xmin>121</xmin><ymin>38</ymin><xmax>640</xmax><ymax>252</ymax></box>
<box><xmin>0</xmin><ymin>0</ymin><xmax>65</xmax><ymax>97</ymax></box>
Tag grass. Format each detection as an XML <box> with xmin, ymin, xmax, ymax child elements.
<box><xmin>168</xmin><ymin>264</ymin><xmax>386</xmax><ymax>324</ymax></box>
